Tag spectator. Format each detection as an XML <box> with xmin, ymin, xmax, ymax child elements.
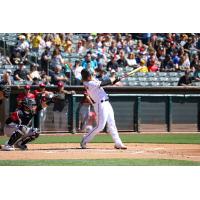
<box><xmin>177</xmin><ymin>54</ymin><xmax>190</xmax><ymax>71</ymax></box>
<box><xmin>126</xmin><ymin>52</ymin><xmax>137</xmax><ymax>68</ymax></box>
<box><xmin>0</xmin><ymin>70</ymin><xmax>12</xmax><ymax>86</ymax></box>
<box><xmin>50</xmin><ymin>65</ymin><xmax>69</xmax><ymax>85</ymax></box>
<box><xmin>172</xmin><ymin>50</ymin><xmax>180</xmax><ymax>70</ymax></box>
<box><xmin>82</xmin><ymin>52</ymin><xmax>97</xmax><ymax>70</ymax></box>
<box><xmin>160</xmin><ymin>54</ymin><xmax>175</xmax><ymax>72</ymax></box>
<box><xmin>16</xmin><ymin>35</ymin><xmax>29</xmax><ymax>56</ymax></box>
<box><xmin>32</xmin><ymin>77</ymin><xmax>39</xmax><ymax>85</ymax></box>
<box><xmin>106</xmin><ymin>55</ymin><xmax>119</xmax><ymax>72</ymax></box>
<box><xmin>190</xmin><ymin>54</ymin><xmax>199</xmax><ymax>71</ymax></box>
<box><xmin>76</xmin><ymin>40</ymin><xmax>85</xmax><ymax>54</ymax></box>
<box><xmin>108</xmin><ymin>40</ymin><xmax>118</xmax><ymax>55</ymax></box>
<box><xmin>40</xmin><ymin>47</ymin><xmax>51</xmax><ymax>74</ymax></box>
<box><xmin>193</xmin><ymin>65</ymin><xmax>200</xmax><ymax>82</ymax></box>
<box><xmin>64</xmin><ymin>38</ymin><xmax>73</xmax><ymax>54</ymax></box>
<box><xmin>31</xmin><ymin>33</ymin><xmax>42</xmax><ymax>52</ymax></box>
<box><xmin>14</xmin><ymin>62</ymin><xmax>32</xmax><ymax>82</ymax></box>
<box><xmin>41</xmin><ymin>73</ymin><xmax>51</xmax><ymax>85</ymax></box>
<box><xmin>110</xmin><ymin>69</ymin><xmax>123</xmax><ymax>86</ymax></box>
<box><xmin>86</xmin><ymin>35</ymin><xmax>95</xmax><ymax>50</ymax></box>
<box><xmin>148</xmin><ymin>58</ymin><xmax>159</xmax><ymax>72</ymax></box>
<box><xmin>117</xmin><ymin>50</ymin><xmax>128</xmax><ymax>68</ymax></box>
<box><xmin>44</xmin><ymin>34</ymin><xmax>53</xmax><ymax>49</ymax></box>
<box><xmin>51</xmin><ymin>48</ymin><xmax>64</xmax><ymax>69</ymax></box>
<box><xmin>125</xmin><ymin>34</ymin><xmax>134</xmax><ymax>53</ymax></box>
<box><xmin>10</xmin><ymin>50</ymin><xmax>23</xmax><ymax>65</ymax></box>
<box><xmin>71</xmin><ymin>60</ymin><xmax>83</xmax><ymax>85</ymax></box>
<box><xmin>29</xmin><ymin>64</ymin><xmax>41</xmax><ymax>80</ymax></box>
<box><xmin>178</xmin><ymin>69</ymin><xmax>193</xmax><ymax>86</ymax></box>
<box><xmin>139</xmin><ymin>59</ymin><xmax>148</xmax><ymax>73</ymax></box>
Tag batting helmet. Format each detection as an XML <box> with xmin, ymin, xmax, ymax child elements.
<box><xmin>81</xmin><ymin>69</ymin><xmax>91</xmax><ymax>81</ymax></box>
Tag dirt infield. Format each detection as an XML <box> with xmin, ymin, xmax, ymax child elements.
<box><xmin>0</xmin><ymin>143</ymin><xmax>200</xmax><ymax>161</ymax></box>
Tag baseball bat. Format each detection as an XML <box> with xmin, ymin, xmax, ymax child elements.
<box><xmin>120</xmin><ymin>66</ymin><xmax>143</xmax><ymax>79</ymax></box>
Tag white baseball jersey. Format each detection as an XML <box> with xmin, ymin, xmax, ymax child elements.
<box><xmin>83</xmin><ymin>78</ymin><xmax>109</xmax><ymax>103</ymax></box>
<box><xmin>81</xmin><ymin>78</ymin><xmax>124</xmax><ymax>148</ymax></box>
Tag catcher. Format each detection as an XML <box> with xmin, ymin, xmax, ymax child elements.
<box><xmin>1</xmin><ymin>98</ymin><xmax>41</xmax><ymax>151</ymax></box>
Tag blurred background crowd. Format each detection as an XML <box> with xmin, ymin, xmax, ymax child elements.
<box><xmin>1</xmin><ymin>33</ymin><xmax>200</xmax><ymax>87</ymax></box>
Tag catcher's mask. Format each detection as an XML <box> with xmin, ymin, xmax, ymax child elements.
<box><xmin>22</xmin><ymin>98</ymin><xmax>37</xmax><ymax>114</ymax></box>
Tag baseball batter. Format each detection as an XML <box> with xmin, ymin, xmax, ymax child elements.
<box><xmin>80</xmin><ymin>69</ymin><xmax>127</xmax><ymax>149</ymax></box>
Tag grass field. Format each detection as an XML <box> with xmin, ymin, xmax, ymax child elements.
<box><xmin>0</xmin><ymin>159</ymin><xmax>200</xmax><ymax>166</ymax></box>
<box><xmin>1</xmin><ymin>134</ymin><xmax>200</xmax><ymax>166</ymax></box>
<box><xmin>1</xmin><ymin>133</ymin><xmax>200</xmax><ymax>144</ymax></box>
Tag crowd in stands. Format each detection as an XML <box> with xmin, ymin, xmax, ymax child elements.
<box><xmin>1</xmin><ymin>33</ymin><xmax>200</xmax><ymax>87</ymax></box>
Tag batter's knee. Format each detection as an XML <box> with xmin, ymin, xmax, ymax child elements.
<box><xmin>95</xmin><ymin>124</ymin><xmax>105</xmax><ymax>132</ymax></box>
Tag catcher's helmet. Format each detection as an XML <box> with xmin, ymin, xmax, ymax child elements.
<box><xmin>22</xmin><ymin>98</ymin><xmax>37</xmax><ymax>114</ymax></box>
<box><xmin>81</xmin><ymin>69</ymin><xmax>91</xmax><ymax>81</ymax></box>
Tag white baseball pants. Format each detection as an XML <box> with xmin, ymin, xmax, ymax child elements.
<box><xmin>82</xmin><ymin>101</ymin><xmax>123</xmax><ymax>146</ymax></box>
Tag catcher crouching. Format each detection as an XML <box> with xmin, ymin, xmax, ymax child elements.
<box><xmin>1</xmin><ymin>98</ymin><xmax>41</xmax><ymax>151</ymax></box>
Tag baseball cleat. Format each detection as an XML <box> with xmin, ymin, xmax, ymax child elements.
<box><xmin>80</xmin><ymin>138</ymin><xmax>87</xmax><ymax>149</ymax></box>
<box><xmin>14</xmin><ymin>143</ymin><xmax>28</xmax><ymax>151</ymax></box>
<box><xmin>1</xmin><ymin>144</ymin><xmax>15</xmax><ymax>151</ymax></box>
<box><xmin>114</xmin><ymin>144</ymin><xmax>127</xmax><ymax>150</ymax></box>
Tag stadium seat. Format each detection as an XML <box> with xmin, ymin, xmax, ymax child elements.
<box><xmin>151</xmin><ymin>82</ymin><xmax>161</xmax><ymax>87</ymax></box>
<box><xmin>192</xmin><ymin>81</ymin><xmax>200</xmax><ymax>86</ymax></box>
<box><xmin>157</xmin><ymin>72</ymin><xmax>167</xmax><ymax>77</ymax></box>
<box><xmin>138</xmin><ymin>77</ymin><xmax>147</xmax><ymax>82</ymax></box>
<box><xmin>161</xmin><ymin>82</ymin><xmax>171</xmax><ymax>86</ymax></box>
<box><xmin>170</xmin><ymin>82</ymin><xmax>178</xmax><ymax>86</ymax></box>
<box><xmin>124</xmin><ymin>66</ymin><xmax>133</xmax><ymax>73</ymax></box>
<box><xmin>121</xmin><ymin>79</ymin><xmax>129</xmax><ymax>86</ymax></box>
<box><xmin>148</xmin><ymin>77</ymin><xmax>159</xmax><ymax>82</ymax></box>
<box><xmin>159</xmin><ymin>77</ymin><xmax>169</xmax><ymax>82</ymax></box>
<box><xmin>4</xmin><ymin>65</ymin><xmax>14</xmax><ymax>69</ymax></box>
<box><xmin>136</xmin><ymin>72</ymin><xmax>146</xmax><ymax>77</ymax></box>
<box><xmin>169</xmin><ymin>77</ymin><xmax>179</xmax><ymax>82</ymax></box>
<box><xmin>128</xmin><ymin>81</ymin><xmax>139</xmax><ymax>86</ymax></box>
<box><xmin>168</xmin><ymin>72</ymin><xmax>178</xmax><ymax>77</ymax></box>
<box><xmin>128</xmin><ymin>77</ymin><xmax>137</xmax><ymax>82</ymax></box>
<box><xmin>147</xmin><ymin>72</ymin><xmax>157</xmax><ymax>77</ymax></box>
<box><xmin>139</xmin><ymin>81</ymin><xmax>150</xmax><ymax>86</ymax></box>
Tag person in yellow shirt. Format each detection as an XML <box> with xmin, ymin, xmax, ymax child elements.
<box><xmin>31</xmin><ymin>33</ymin><xmax>42</xmax><ymax>52</ymax></box>
<box><xmin>139</xmin><ymin>59</ymin><xmax>148</xmax><ymax>73</ymax></box>
<box><xmin>53</xmin><ymin>34</ymin><xmax>61</xmax><ymax>47</ymax></box>
<box><xmin>64</xmin><ymin>38</ymin><xmax>73</xmax><ymax>54</ymax></box>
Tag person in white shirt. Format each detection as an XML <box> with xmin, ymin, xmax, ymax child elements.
<box><xmin>126</xmin><ymin>52</ymin><xmax>137</xmax><ymax>67</ymax></box>
<box><xmin>16</xmin><ymin>35</ymin><xmax>29</xmax><ymax>53</ymax></box>
<box><xmin>71</xmin><ymin>60</ymin><xmax>83</xmax><ymax>85</ymax></box>
<box><xmin>80</xmin><ymin>69</ymin><xmax>127</xmax><ymax>150</ymax></box>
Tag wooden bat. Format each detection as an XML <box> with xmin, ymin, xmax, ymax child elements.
<box><xmin>120</xmin><ymin>66</ymin><xmax>143</xmax><ymax>79</ymax></box>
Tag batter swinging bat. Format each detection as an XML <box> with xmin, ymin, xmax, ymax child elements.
<box><xmin>120</xmin><ymin>66</ymin><xmax>143</xmax><ymax>80</ymax></box>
